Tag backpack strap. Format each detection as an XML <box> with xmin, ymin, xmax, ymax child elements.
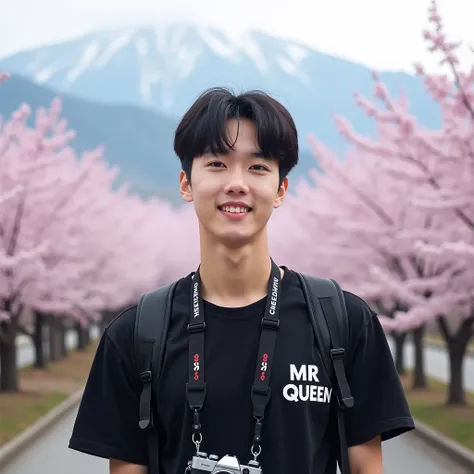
<box><xmin>296</xmin><ymin>273</ymin><xmax>354</xmax><ymax>474</ymax></box>
<box><xmin>134</xmin><ymin>281</ymin><xmax>179</xmax><ymax>474</ymax></box>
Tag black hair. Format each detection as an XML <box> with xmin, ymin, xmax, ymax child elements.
<box><xmin>174</xmin><ymin>87</ymin><xmax>298</xmax><ymax>185</ymax></box>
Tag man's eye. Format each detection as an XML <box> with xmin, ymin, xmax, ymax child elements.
<box><xmin>251</xmin><ymin>165</ymin><xmax>269</xmax><ymax>171</ymax></box>
<box><xmin>208</xmin><ymin>161</ymin><xmax>224</xmax><ymax>167</ymax></box>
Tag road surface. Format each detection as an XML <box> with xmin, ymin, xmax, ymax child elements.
<box><xmin>3</xmin><ymin>406</ymin><xmax>470</xmax><ymax>474</ymax></box>
<box><xmin>388</xmin><ymin>340</ymin><xmax>474</xmax><ymax>392</ymax></box>
<box><xmin>2</xmin><ymin>342</ymin><xmax>473</xmax><ymax>474</ymax></box>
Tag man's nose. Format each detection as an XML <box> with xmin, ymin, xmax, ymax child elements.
<box><xmin>224</xmin><ymin>169</ymin><xmax>249</xmax><ymax>194</ymax></box>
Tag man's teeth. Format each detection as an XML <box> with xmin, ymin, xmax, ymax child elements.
<box><xmin>221</xmin><ymin>206</ymin><xmax>250</xmax><ymax>213</ymax></box>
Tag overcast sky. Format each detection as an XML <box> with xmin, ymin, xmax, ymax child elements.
<box><xmin>1</xmin><ymin>0</ymin><xmax>473</xmax><ymax>73</ymax></box>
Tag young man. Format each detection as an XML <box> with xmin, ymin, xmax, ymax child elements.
<box><xmin>69</xmin><ymin>87</ymin><xmax>415</xmax><ymax>474</ymax></box>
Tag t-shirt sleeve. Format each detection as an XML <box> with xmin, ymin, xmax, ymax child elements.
<box><xmin>343</xmin><ymin>293</ymin><xmax>415</xmax><ymax>447</ymax></box>
<box><xmin>68</xmin><ymin>309</ymin><xmax>148</xmax><ymax>465</ymax></box>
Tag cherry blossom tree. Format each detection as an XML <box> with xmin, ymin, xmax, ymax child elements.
<box><xmin>288</xmin><ymin>0</ymin><xmax>473</xmax><ymax>404</ymax></box>
<box><xmin>0</xmin><ymin>97</ymin><xmax>103</xmax><ymax>388</ymax></box>
<box><xmin>272</xmin><ymin>133</ymin><xmax>443</xmax><ymax>388</ymax></box>
<box><xmin>271</xmin><ymin>1</ymin><xmax>474</xmax><ymax>401</ymax></box>
<box><xmin>153</xmin><ymin>202</ymin><xmax>200</xmax><ymax>286</ymax></box>
<box><xmin>0</xmin><ymin>93</ymin><xmax>188</xmax><ymax>391</ymax></box>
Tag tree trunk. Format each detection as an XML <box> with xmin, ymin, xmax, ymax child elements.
<box><xmin>100</xmin><ymin>310</ymin><xmax>116</xmax><ymax>333</ymax></box>
<box><xmin>60</xmin><ymin>322</ymin><xmax>68</xmax><ymax>358</ymax></box>
<box><xmin>393</xmin><ymin>332</ymin><xmax>407</xmax><ymax>375</ymax></box>
<box><xmin>412</xmin><ymin>325</ymin><xmax>427</xmax><ymax>390</ymax></box>
<box><xmin>84</xmin><ymin>321</ymin><xmax>91</xmax><ymax>346</ymax></box>
<box><xmin>447</xmin><ymin>345</ymin><xmax>465</xmax><ymax>405</ymax></box>
<box><xmin>437</xmin><ymin>315</ymin><xmax>474</xmax><ymax>406</ymax></box>
<box><xmin>0</xmin><ymin>320</ymin><xmax>19</xmax><ymax>392</ymax></box>
<box><xmin>75</xmin><ymin>321</ymin><xmax>88</xmax><ymax>351</ymax></box>
<box><xmin>48</xmin><ymin>315</ymin><xmax>63</xmax><ymax>362</ymax></box>
<box><xmin>33</xmin><ymin>311</ymin><xmax>47</xmax><ymax>368</ymax></box>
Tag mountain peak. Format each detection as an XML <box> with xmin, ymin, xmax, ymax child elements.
<box><xmin>0</xmin><ymin>22</ymin><xmax>438</xmax><ymax>148</ymax></box>
<box><xmin>1</xmin><ymin>23</ymin><xmax>315</xmax><ymax>111</ymax></box>
<box><xmin>0</xmin><ymin>24</ymin><xmax>441</xmax><ymax>203</ymax></box>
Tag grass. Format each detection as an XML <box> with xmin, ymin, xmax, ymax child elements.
<box><xmin>0</xmin><ymin>342</ymin><xmax>98</xmax><ymax>447</ymax></box>
<box><xmin>401</xmin><ymin>371</ymin><xmax>474</xmax><ymax>451</ymax></box>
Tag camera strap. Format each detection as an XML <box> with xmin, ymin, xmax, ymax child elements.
<box><xmin>186</xmin><ymin>258</ymin><xmax>282</xmax><ymax>461</ymax></box>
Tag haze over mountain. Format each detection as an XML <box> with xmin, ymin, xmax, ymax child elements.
<box><xmin>0</xmin><ymin>23</ymin><xmax>442</xmax><ymax>202</ymax></box>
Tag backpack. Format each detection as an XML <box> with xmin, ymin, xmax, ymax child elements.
<box><xmin>134</xmin><ymin>272</ymin><xmax>354</xmax><ymax>474</ymax></box>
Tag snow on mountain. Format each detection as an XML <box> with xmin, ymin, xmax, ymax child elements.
<box><xmin>5</xmin><ymin>24</ymin><xmax>311</xmax><ymax>108</ymax></box>
<box><xmin>0</xmin><ymin>23</ymin><xmax>441</xmax><ymax>152</ymax></box>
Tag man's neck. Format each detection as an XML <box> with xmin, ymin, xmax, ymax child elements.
<box><xmin>198</xmin><ymin>234</ymin><xmax>278</xmax><ymax>308</ymax></box>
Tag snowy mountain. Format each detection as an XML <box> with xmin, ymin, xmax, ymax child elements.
<box><xmin>0</xmin><ymin>23</ymin><xmax>442</xmax><ymax>152</ymax></box>
<box><xmin>2</xmin><ymin>24</ymin><xmax>316</xmax><ymax>108</ymax></box>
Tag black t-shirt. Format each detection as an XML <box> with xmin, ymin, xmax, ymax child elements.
<box><xmin>69</xmin><ymin>268</ymin><xmax>415</xmax><ymax>474</ymax></box>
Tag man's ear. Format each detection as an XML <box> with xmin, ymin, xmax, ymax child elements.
<box><xmin>179</xmin><ymin>170</ymin><xmax>193</xmax><ymax>202</ymax></box>
<box><xmin>274</xmin><ymin>177</ymin><xmax>288</xmax><ymax>208</ymax></box>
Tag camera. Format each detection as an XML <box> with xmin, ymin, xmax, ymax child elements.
<box><xmin>188</xmin><ymin>452</ymin><xmax>262</xmax><ymax>474</ymax></box>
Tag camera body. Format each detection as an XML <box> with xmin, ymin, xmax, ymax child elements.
<box><xmin>188</xmin><ymin>452</ymin><xmax>262</xmax><ymax>474</ymax></box>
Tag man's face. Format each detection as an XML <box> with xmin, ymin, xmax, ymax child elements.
<box><xmin>179</xmin><ymin>119</ymin><xmax>288</xmax><ymax>247</ymax></box>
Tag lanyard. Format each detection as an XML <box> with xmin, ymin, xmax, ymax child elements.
<box><xmin>186</xmin><ymin>259</ymin><xmax>282</xmax><ymax>462</ymax></box>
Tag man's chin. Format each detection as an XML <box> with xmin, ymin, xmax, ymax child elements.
<box><xmin>199</xmin><ymin>220</ymin><xmax>265</xmax><ymax>248</ymax></box>
<box><xmin>212</xmin><ymin>230</ymin><xmax>256</xmax><ymax>249</ymax></box>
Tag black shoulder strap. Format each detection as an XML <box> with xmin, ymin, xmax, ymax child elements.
<box><xmin>134</xmin><ymin>281</ymin><xmax>179</xmax><ymax>474</ymax></box>
<box><xmin>296</xmin><ymin>273</ymin><xmax>354</xmax><ymax>474</ymax></box>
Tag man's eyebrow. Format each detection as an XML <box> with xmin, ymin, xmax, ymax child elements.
<box><xmin>216</xmin><ymin>150</ymin><xmax>266</xmax><ymax>157</ymax></box>
<box><xmin>203</xmin><ymin>149</ymin><xmax>272</xmax><ymax>160</ymax></box>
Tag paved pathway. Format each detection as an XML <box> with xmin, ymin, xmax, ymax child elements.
<box><xmin>3</xmin><ymin>406</ymin><xmax>470</xmax><ymax>474</ymax></box>
<box><xmin>13</xmin><ymin>327</ymin><xmax>100</xmax><ymax>370</ymax></box>
<box><xmin>2</xmin><ymin>342</ymin><xmax>473</xmax><ymax>474</ymax></box>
